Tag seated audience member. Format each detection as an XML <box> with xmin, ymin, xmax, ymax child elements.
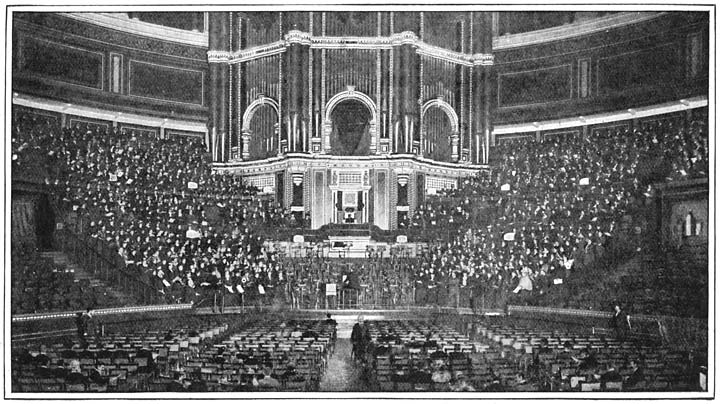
<box><xmin>484</xmin><ymin>370</ymin><xmax>504</xmax><ymax>392</ymax></box>
<box><xmin>257</xmin><ymin>367</ymin><xmax>281</xmax><ymax>390</ymax></box>
<box><xmin>408</xmin><ymin>364</ymin><xmax>433</xmax><ymax>384</ymax></box>
<box><xmin>574</xmin><ymin>348</ymin><xmax>600</xmax><ymax>372</ymax></box>
<box><xmin>325</xmin><ymin>313</ymin><xmax>337</xmax><ymax>326</ymax></box>
<box><xmin>624</xmin><ymin>360</ymin><xmax>646</xmax><ymax>388</ymax></box>
<box><xmin>600</xmin><ymin>362</ymin><xmax>623</xmax><ymax>384</ymax></box>
<box><xmin>450</xmin><ymin>371</ymin><xmax>476</xmax><ymax>392</ymax></box>
<box><xmin>431</xmin><ymin>359</ymin><xmax>452</xmax><ymax>384</ymax></box>
<box><xmin>423</xmin><ymin>333</ymin><xmax>438</xmax><ymax>349</ymax></box>
<box><xmin>511</xmin><ymin>373</ymin><xmax>535</xmax><ymax>391</ymax></box>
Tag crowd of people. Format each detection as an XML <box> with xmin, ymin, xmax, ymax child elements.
<box><xmin>279</xmin><ymin>254</ymin><xmax>415</xmax><ymax>310</ymax></box>
<box><xmin>408</xmin><ymin>115</ymin><xmax>708</xmax><ymax>311</ymax></box>
<box><xmin>12</xmin><ymin>112</ymin><xmax>296</xmax><ymax>306</ymax></box>
<box><xmin>11</xmin><ymin>109</ymin><xmax>708</xmax><ymax>315</ymax></box>
<box><xmin>11</xmin><ymin>246</ymin><xmax>108</xmax><ymax>314</ymax></box>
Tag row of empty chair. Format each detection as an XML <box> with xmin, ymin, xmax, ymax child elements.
<box><xmin>12</xmin><ymin>316</ymin><xmax>336</xmax><ymax>393</ymax></box>
<box><xmin>366</xmin><ymin>320</ymin><xmax>512</xmax><ymax>391</ymax></box>
<box><xmin>470</xmin><ymin>318</ymin><xmax>698</xmax><ymax>391</ymax></box>
<box><xmin>192</xmin><ymin>319</ymin><xmax>337</xmax><ymax>391</ymax></box>
<box><xmin>363</xmin><ymin>317</ymin><xmax>700</xmax><ymax>392</ymax></box>
<box><xmin>13</xmin><ymin>317</ymin><xmax>228</xmax><ymax>392</ymax></box>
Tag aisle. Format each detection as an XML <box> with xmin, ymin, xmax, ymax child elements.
<box><xmin>318</xmin><ymin>339</ymin><xmax>373</xmax><ymax>392</ymax></box>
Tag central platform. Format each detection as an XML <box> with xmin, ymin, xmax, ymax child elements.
<box><xmin>269</xmin><ymin>239</ymin><xmax>426</xmax><ymax>258</ymax></box>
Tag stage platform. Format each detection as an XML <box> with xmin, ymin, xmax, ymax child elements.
<box><xmin>269</xmin><ymin>239</ymin><xmax>427</xmax><ymax>258</ymax></box>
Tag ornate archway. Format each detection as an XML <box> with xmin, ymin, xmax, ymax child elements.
<box><xmin>241</xmin><ymin>96</ymin><xmax>280</xmax><ymax>159</ymax></box>
<box><xmin>421</xmin><ymin>98</ymin><xmax>460</xmax><ymax>162</ymax></box>
<box><xmin>242</xmin><ymin>95</ymin><xmax>280</xmax><ymax>132</ymax></box>
<box><xmin>421</xmin><ymin>98</ymin><xmax>459</xmax><ymax>133</ymax></box>
<box><xmin>323</xmin><ymin>87</ymin><xmax>378</xmax><ymax>154</ymax></box>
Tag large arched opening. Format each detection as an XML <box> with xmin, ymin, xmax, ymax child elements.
<box><xmin>328</xmin><ymin>99</ymin><xmax>372</xmax><ymax>156</ymax></box>
<box><xmin>421</xmin><ymin>98</ymin><xmax>459</xmax><ymax>163</ymax></box>
<box><xmin>243</xmin><ymin>97</ymin><xmax>280</xmax><ymax>160</ymax></box>
<box><xmin>423</xmin><ymin>106</ymin><xmax>453</xmax><ymax>162</ymax></box>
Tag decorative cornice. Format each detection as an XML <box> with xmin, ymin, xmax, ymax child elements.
<box><xmin>493</xmin><ymin>96</ymin><xmax>708</xmax><ymax>135</ymax></box>
<box><xmin>16</xmin><ymin>14</ymin><xmax>206</xmax><ymax>61</ymax></box>
<box><xmin>493</xmin><ymin>12</ymin><xmax>663</xmax><ymax>50</ymax></box>
<box><xmin>285</xmin><ymin>30</ymin><xmax>313</xmax><ymax>46</ymax></box>
<box><xmin>208</xmin><ymin>31</ymin><xmax>493</xmax><ymax>67</ymax></box>
<box><xmin>60</xmin><ymin>12</ymin><xmax>208</xmax><ymax>47</ymax></box>
<box><xmin>392</xmin><ymin>31</ymin><xmax>420</xmax><ymax>46</ymax></box>
<box><xmin>207</xmin><ymin>50</ymin><xmax>232</xmax><ymax>63</ymax></box>
<box><xmin>416</xmin><ymin>42</ymin><xmax>471</xmax><ymax>66</ymax></box>
<box><xmin>241</xmin><ymin>41</ymin><xmax>286</xmax><ymax>62</ymax></box>
<box><xmin>472</xmin><ymin>53</ymin><xmax>495</xmax><ymax>66</ymax></box>
<box><xmin>12</xmin><ymin>93</ymin><xmax>207</xmax><ymax>134</ymax></box>
<box><xmin>208</xmin><ymin>40</ymin><xmax>285</xmax><ymax>64</ymax></box>
<box><xmin>213</xmin><ymin>153</ymin><xmax>488</xmax><ymax>179</ymax></box>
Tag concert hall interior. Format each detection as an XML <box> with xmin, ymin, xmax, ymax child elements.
<box><xmin>8</xmin><ymin>7</ymin><xmax>711</xmax><ymax>396</ymax></box>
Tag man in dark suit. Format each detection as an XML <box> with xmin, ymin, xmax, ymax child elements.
<box><xmin>342</xmin><ymin>266</ymin><xmax>361</xmax><ymax>307</ymax></box>
<box><xmin>610</xmin><ymin>304</ymin><xmax>632</xmax><ymax>341</ymax></box>
<box><xmin>325</xmin><ymin>313</ymin><xmax>337</xmax><ymax>326</ymax></box>
<box><xmin>351</xmin><ymin>316</ymin><xmax>371</xmax><ymax>363</ymax></box>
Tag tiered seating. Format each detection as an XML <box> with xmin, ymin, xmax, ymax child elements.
<box><xmin>407</xmin><ymin>116</ymin><xmax>709</xmax><ymax>316</ymax></box>
<box><xmin>11</xmin><ymin>247</ymin><xmax>119</xmax><ymax>314</ymax></box>
<box><xmin>12</xmin><ymin>112</ymin><xmax>295</xmax><ymax>308</ymax></box>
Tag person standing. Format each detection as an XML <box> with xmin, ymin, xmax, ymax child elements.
<box><xmin>345</xmin><ymin>267</ymin><xmax>361</xmax><ymax>307</ymax></box>
<box><xmin>351</xmin><ymin>315</ymin><xmax>370</xmax><ymax>363</ymax></box>
<box><xmin>325</xmin><ymin>313</ymin><xmax>337</xmax><ymax>326</ymax></box>
<box><xmin>609</xmin><ymin>304</ymin><xmax>631</xmax><ymax>341</ymax></box>
<box><xmin>75</xmin><ymin>312</ymin><xmax>86</xmax><ymax>346</ymax></box>
<box><xmin>75</xmin><ymin>309</ymin><xmax>92</xmax><ymax>347</ymax></box>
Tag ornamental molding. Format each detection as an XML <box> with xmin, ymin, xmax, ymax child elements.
<box><xmin>212</xmin><ymin>154</ymin><xmax>489</xmax><ymax>179</ymax></box>
<box><xmin>324</xmin><ymin>88</ymin><xmax>379</xmax><ymax>155</ymax></box>
<box><xmin>208</xmin><ymin>40</ymin><xmax>285</xmax><ymax>63</ymax></box>
<box><xmin>12</xmin><ymin>93</ymin><xmax>207</xmax><ymax>134</ymax></box>
<box><xmin>421</xmin><ymin>98</ymin><xmax>460</xmax><ymax>133</ymax></box>
<box><xmin>285</xmin><ymin>30</ymin><xmax>313</xmax><ymax>46</ymax></box>
<box><xmin>208</xmin><ymin>31</ymin><xmax>493</xmax><ymax>67</ymax></box>
<box><xmin>241</xmin><ymin>96</ymin><xmax>280</xmax><ymax>132</ymax></box>
<box><xmin>493</xmin><ymin>12</ymin><xmax>664</xmax><ymax>50</ymax></box>
<box><xmin>60</xmin><ymin>12</ymin><xmax>208</xmax><ymax>47</ymax></box>
<box><xmin>493</xmin><ymin>95</ymin><xmax>708</xmax><ymax>135</ymax></box>
<box><xmin>324</xmin><ymin>88</ymin><xmax>378</xmax><ymax>124</ymax></box>
<box><xmin>472</xmin><ymin>53</ymin><xmax>495</xmax><ymax>66</ymax></box>
<box><xmin>207</xmin><ymin>50</ymin><xmax>232</xmax><ymax>63</ymax></box>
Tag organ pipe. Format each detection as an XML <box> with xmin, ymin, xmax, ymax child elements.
<box><xmin>228</xmin><ymin>12</ymin><xmax>492</xmax><ymax>161</ymax></box>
